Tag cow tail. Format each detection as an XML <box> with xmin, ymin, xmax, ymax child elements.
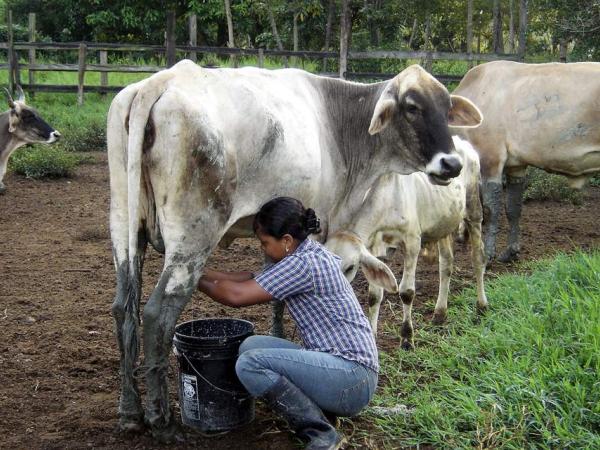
<box><xmin>125</xmin><ymin>75</ymin><xmax>170</xmax><ymax>300</ymax></box>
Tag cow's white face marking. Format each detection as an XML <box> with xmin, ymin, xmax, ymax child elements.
<box><xmin>425</xmin><ymin>152</ymin><xmax>464</xmax><ymax>186</ymax></box>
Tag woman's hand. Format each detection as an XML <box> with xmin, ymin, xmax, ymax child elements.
<box><xmin>197</xmin><ymin>277</ymin><xmax>273</xmax><ymax>308</ymax></box>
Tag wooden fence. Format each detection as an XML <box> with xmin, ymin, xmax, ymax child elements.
<box><xmin>1</xmin><ymin>11</ymin><xmax>520</xmax><ymax>105</ymax></box>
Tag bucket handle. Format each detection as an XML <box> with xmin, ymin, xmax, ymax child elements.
<box><xmin>181</xmin><ymin>351</ymin><xmax>251</xmax><ymax>400</ymax></box>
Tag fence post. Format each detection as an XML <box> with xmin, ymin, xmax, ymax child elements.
<box><xmin>189</xmin><ymin>14</ymin><xmax>197</xmax><ymax>62</ymax></box>
<box><xmin>77</xmin><ymin>43</ymin><xmax>87</xmax><ymax>106</ymax></box>
<box><xmin>100</xmin><ymin>50</ymin><xmax>108</xmax><ymax>96</ymax></box>
<box><xmin>339</xmin><ymin>0</ymin><xmax>350</xmax><ymax>79</ymax></box>
<box><xmin>559</xmin><ymin>39</ymin><xmax>567</xmax><ymax>63</ymax></box>
<box><xmin>7</xmin><ymin>10</ymin><xmax>15</xmax><ymax>95</ymax></box>
<box><xmin>258</xmin><ymin>48</ymin><xmax>264</xmax><ymax>68</ymax></box>
<box><xmin>166</xmin><ymin>11</ymin><xmax>176</xmax><ymax>67</ymax></box>
<box><xmin>28</xmin><ymin>13</ymin><xmax>36</xmax><ymax>98</ymax></box>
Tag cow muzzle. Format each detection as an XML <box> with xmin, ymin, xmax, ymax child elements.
<box><xmin>425</xmin><ymin>153</ymin><xmax>463</xmax><ymax>186</ymax></box>
<box><xmin>47</xmin><ymin>130</ymin><xmax>61</xmax><ymax>143</ymax></box>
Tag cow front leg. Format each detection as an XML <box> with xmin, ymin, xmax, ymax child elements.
<box><xmin>498</xmin><ymin>175</ymin><xmax>526</xmax><ymax>263</ymax></box>
<box><xmin>481</xmin><ymin>179</ymin><xmax>503</xmax><ymax>263</ymax></box>
<box><xmin>398</xmin><ymin>237</ymin><xmax>420</xmax><ymax>350</ymax></box>
<box><xmin>464</xmin><ymin>219</ymin><xmax>488</xmax><ymax>314</ymax></box>
<box><xmin>142</xmin><ymin>258</ymin><xmax>204</xmax><ymax>442</ymax></box>
<box><xmin>432</xmin><ymin>237</ymin><xmax>453</xmax><ymax>325</ymax></box>
<box><xmin>367</xmin><ymin>284</ymin><xmax>384</xmax><ymax>337</ymax></box>
<box><xmin>264</xmin><ymin>255</ymin><xmax>286</xmax><ymax>338</ymax></box>
<box><xmin>271</xmin><ymin>300</ymin><xmax>285</xmax><ymax>338</ymax></box>
<box><xmin>0</xmin><ymin>149</ymin><xmax>11</xmax><ymax>194</ymax></box>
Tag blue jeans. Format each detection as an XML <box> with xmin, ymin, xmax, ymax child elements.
<box><xmin>235</xmin><ymin>335</ymin><xmax>378</xmax><ymax>417</ymax></box>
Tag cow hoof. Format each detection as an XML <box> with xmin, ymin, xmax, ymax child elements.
<box><xmin>150</xmin><ymin>419</ymin><xmax>184</xmax><ymax>444</ymax></box>
<box><xmin>432</xmin><ymin>311</ymin><xmax>447</xmax><ymax>325</ymax></box>
<box><xmin>476</xmin><ymin>303</ymin><xmax>488</xmax><ymax>315</ymax></box>
<box><xmin>498</xmin><ymin>248</ymin><xmax>519</xmax><ymax>263</ymax></box>
<box><xmin>0</xmin><ymin>186</ymin><xmax>6</xmax><ymax>195</ymax></box>
<box><xmin>401</xmin><ymin>339</ymin><xmax>414</xmax><ymax>351</ymax></box>
<box><xmin>117</xmin><ymin>414</ymin><xmax>145</xmax><ymax>433</ymax></box>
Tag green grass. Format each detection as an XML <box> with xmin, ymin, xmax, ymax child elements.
<box><xmin>369</xmin><ymin>250</ymin><xmax>600</xmax><ymax>449</ymax></box>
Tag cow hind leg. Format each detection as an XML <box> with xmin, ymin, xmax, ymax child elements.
<box><xmin>367</xmin><ymin>284</ymin><xmax>384</xmax><ymax>337</ymax></box>
<box><xmin>398</xmin><ymin>238</ymin><xmax>420</xmax><ymax>350</ymax></box>
<box><xmin>498</xmin><ymin>175</ymin><xmax>526</xmax><ymax>263</ymax></box>
<box><xmin>432</xmin><ymin>236</ymin><xmax>453</xmax><ymax>325</ymax></box>
<box><xmin>481</xmin><ymin>179</ymin><xmax>503</xmax><ymax>263</ymax></box>
<box><xmin>110</xmin><ymin>212</ymin><xmax>147</xmax><ymax>431</ymax></box>
<box><xmin>142</xmin><ymin>255</ymin><xmax>208</xmax><ymax>442</ymax></box>
<box><xmin>111</xmin><ymin>252</ymin><xmax>145</xmax><ymax>431</ymax></box>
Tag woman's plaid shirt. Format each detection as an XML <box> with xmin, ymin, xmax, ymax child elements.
<box><xmin>255</xmin><ymin>238</ymin><xmax>379</xmax><ymax>372</ymax></box>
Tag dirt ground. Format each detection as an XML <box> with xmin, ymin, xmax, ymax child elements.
<box><xmin>1</xmin><ymin>152</ymin><xmax>599</xmax><ymax>450</ymax></box>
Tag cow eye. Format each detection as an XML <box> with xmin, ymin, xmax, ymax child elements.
<box><xmin>344</xmin><ymin>265</ymin><xmax>355</xmax><ymax>275</ymax></box>
<box><xmin>21</xmin><ymin>111</ymin><xmax>34</xmax><ymax>122</ymax></box>
<box><xmin>405</xmin><ymin>104</ymin><xmax>420</xmax><ymax>115</ymax></box>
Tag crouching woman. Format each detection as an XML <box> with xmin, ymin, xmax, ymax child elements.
<box><xmin>197</xmin><ymin>197</ymin><xmax>378</xmax><ymax>450</ymax></box>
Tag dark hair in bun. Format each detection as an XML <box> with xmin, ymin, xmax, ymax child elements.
<box><xmin>253</xmin><ymin>197</ymin><xmax>321</xmax><ymax>240</ymax></box>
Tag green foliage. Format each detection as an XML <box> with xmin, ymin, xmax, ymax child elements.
<box><xmin>9</xmin><ymin>145</ymin><xmax>84</xmax><ymax>178</ymax></box>
<box><xmin>371</xmin><ymin>250</ymin><xmax>600</xmax><ymax>449</ymax></box>
<box><xmin>524</xmin><ymin>167</ymin><xmax>584</xmax><ymax>205</ymax></box>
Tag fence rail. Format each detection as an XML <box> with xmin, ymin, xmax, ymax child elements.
<box><xmin>1</xmin><ymin>11</ymin><xmax>520</xmax><ymax>104</ymax></box>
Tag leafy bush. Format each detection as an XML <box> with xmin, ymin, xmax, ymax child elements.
<box><xmin>524</xmin><ymin>167</ymin><xmax>584</xmax><ymax>205</ymax></box>
<box><xmin>9</xmin><ymin>146</ymin><xmax>83</xmax><ymax>178</ymax></box>
<box><xmin>59</xmin><ymin>120</ymin><xmax>106</xmax><ymax>152</ymax></box>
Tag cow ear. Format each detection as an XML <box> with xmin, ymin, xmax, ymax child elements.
<box><xmin>3</xmin><ymin>88</ymin><xmax>16</xmax><ymax>109</ymax></box>
<box><xmin>449</xmin><ymin>95</ymin><xmax>483</xmax><ymax>128</ymax></box>
<box><xmin>15</xmin><ymin>85</ymin><xmax>25</xmax><ymax>103</ymax></box>
<box><xmin>359</xmin><ymin>246</ymin><xmax>398</xmax><ymax>293</ymax></box>
<box><xmin>369</xmin><ymin>96</ymin><xmax>396</xmax><ymax>135</ymax></box>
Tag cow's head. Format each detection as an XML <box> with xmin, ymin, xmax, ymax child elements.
<box><xmin>4</xmin><ymin>86</ymin><xmax>61</xmax><ymax>144</ymax></box>
<box><xmin>368</xmin><ymin>65</ymin><xmax>482</xmax><ymax>186</ymax></box>
<box><xmin>325</xmin><ymin>231</ymin><xmax>398</xmax><ymax>293</ymax></box>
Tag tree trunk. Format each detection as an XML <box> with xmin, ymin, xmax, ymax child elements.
<box><xmin>467</xmin><ymin>0</ymin><xmax>473</xmax><ymax>67</ymax></box>
<box><xmin>518</xmin><ymin>0</ymin><xmax>528</xmax><ymax>60</ymax></box>
<box><xmin>423</xmin><ymin>14</ymin><xmax>432</xmax><ymax>72</ymax></box>
<box><xmin>408</xmin><ymin>17</ymin><xmax>418</xmax><ymax>49</ymax></box>
<box><xmin>492</xmin><ymin>0</ymin><xmax>504</xmax><ymax>53</ymax></box>
<box><xmin>339</xmin><ymin>0</ymin><xmax>350</xmax><ymax>79</ymax></box>
<box><xmin>292</xmin><ymin>13</ymin><xmax>299</xmax><ymax>67</ymax></box>
<box><xmin>223</xmin><ymin>0</ymin><xmax>237</xmax><ymax>67</ymax></box>
<box><xmin>268</xmin><ymin>3</ymin><xmax>288</xmax><ymax>67</ymax></box>
<box><xmin>509</xmin><ymin>0</ymin><xmax>515</xmax><ymax>53</ymax></box>
<box><xmin>559</xmin><ymin>38</ymin><xmax>567</xmax><ymax>62</ymax></box>
<box><xmin>322</xmin><ymin>0</ymin><xmax>335</xmax><ymax>72</ymax></box>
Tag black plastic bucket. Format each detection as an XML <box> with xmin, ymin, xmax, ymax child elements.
<box><xmin>173</xmin><ymin>318</ymin><xmax>255</xmax><ymax>432</ymax></box>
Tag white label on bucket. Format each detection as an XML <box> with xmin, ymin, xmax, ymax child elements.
<box><xmin>181</xmin><ymin>374</ymin><xmax>200</xmax><ymax>420</ymax></box>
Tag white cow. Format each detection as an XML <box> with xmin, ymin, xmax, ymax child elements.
<box><xmin>107</xmin><ymin>60</ymin><xmax>482</xmax><ymax>440</ymax></box>
<box><xmin>325</xmin><ymin>136</ymin><xmax>488</xmax><ymax>349</ymax></box>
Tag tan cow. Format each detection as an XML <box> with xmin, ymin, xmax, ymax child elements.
<box><xmin>454</xmin><ymin>61</ymin><xmax>600</xmax><ymax>262</ymax></box>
